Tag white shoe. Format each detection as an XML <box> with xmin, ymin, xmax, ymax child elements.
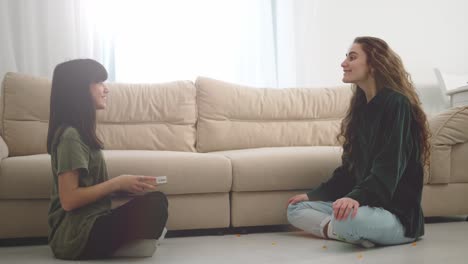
<box><xmin>112</xmin><ymin>239</ymin><xmax>157</xmax><ymax>257</ymax></box>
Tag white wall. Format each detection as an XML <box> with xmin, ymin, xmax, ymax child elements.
<box><xmin>279</xmin><ymin>0</ymin><xmax>468</xmax><ymax>114</ymax></box>
<box><xmin>286</xmin><ymin>0</ymin><xmax>468</xmax><ymax>85</ymax></box>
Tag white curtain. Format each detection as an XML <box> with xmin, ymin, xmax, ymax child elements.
<box><xmin>273</xmin><ymin>0</ymin><xmax>323</xmax><ymax>88</ymax></box>
<box><xmin>102</xmin><ymin>0</ymin><xmax>277</xmax><ymax>86</ymax></box>
<box><xmin>0</xmin><ymin>0</ymin><xmax>112</xmax><ymax>81</ymax></box>
<box><xmin>0</xmin><ymin>0</ymin><xmax>325</xmax><ymax>88</ymax></box>
<box><xmin>0</xmin><ymin>0</ymin><xmax>279</xmax><ymax>87</ymax></box>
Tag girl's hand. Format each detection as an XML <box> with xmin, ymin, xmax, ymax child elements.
<box><xmin>287</xmin><ymin>194</ymin><xmax>309</xmax><ymax>205</ymax></box>
<box><xmin>114</xmin><ymin>175</ymin><xmax>157</xmax><ymax>194</ymax></box>
<box><xmin>333</xmin><ymin>197</ymin><xmax>359</xmax><ymax>221</ymax></box>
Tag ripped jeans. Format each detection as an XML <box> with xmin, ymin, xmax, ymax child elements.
<box><xmin>287</xmin><ymin>201</ymin><xmax>416</xmax><ymax>246</ymax></box>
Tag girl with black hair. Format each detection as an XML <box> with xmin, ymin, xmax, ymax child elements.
<box><xmin>47</xmin><ymin>59</ymin><xmax>168</xmax><ymax>259</ymax></box>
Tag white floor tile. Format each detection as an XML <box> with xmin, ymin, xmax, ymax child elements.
<box><xmin>0</xmin><ymin>221</ymin><xmax>466</xmax><ymax>264</ymax></box>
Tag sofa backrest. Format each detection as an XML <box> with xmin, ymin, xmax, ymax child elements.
<box><xmin>1</xmin><ymin>73</ymin><xmax>50</xmax><ymax>156</ymax></box>
<box><xmin>427</xmin><ymin>106</ymin><xmax>468</xmax><ymax>184</ymax></box>
<box><xmin>0</xmin><ymin>72</ymin><xmax>197</xmax><ymax>156</ymax></box>
<box><xmin>195</xmin><ymin>77</ymin><xmax>353</xmax><ymax>152</ymax></box>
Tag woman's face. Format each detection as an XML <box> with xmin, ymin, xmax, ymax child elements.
<box><xmin>341</xmin><ymin>43</ymin><xmax>372</xmax><ymax>84</ymax></box>
<box><xmin>90</xmin><ymin>82</ymin><xmax>109</xmax><ymax>110</ymax></box>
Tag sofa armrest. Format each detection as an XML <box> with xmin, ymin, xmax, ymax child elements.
<box><xmin>0</xmin><ymin>135</ymin><xmax>8</xmax><ymax>160</ymax></box>
<box><xmin>428</xmin><ymin>106</ymin><xmax>468</xmax><ymax>183</ymax></box>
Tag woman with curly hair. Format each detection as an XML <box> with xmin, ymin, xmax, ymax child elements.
<box><xmin>287</xmin><ymin>36</ymin><xmax>430</xmax><ymax>247</ymax></box>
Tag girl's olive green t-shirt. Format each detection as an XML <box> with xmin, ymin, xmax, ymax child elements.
<box><xmin>48</xmin><ymin>127</ymin><xmax>111</xmax><ymax>260</ymax></box>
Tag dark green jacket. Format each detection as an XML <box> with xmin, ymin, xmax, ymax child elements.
<box><xmin>307</xmin><ymin>88</ymin><xmax>424</xmax><ymax>239</ymax></box>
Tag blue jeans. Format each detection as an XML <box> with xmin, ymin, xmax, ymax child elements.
<box><xmin>287</xmin><ymin>201</ymin><xmax>416</xmax><ymax>246</ymax></box>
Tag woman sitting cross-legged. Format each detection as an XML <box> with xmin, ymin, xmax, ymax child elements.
<box><xmin>287</xmin><ymin>36</ymin><xmax>430</xmax><ymax>248</ymax></box>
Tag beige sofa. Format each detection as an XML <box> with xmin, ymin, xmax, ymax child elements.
<box><xmin>1</xmin><ymin>72</ymin><xmax>467</xmax><ymax>239</ymax></box>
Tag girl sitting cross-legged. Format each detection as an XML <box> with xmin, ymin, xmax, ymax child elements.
<box><xmin>47</xmin><ymin>59</ymin><xmax>168</xmax><ymax>260</ymax></box>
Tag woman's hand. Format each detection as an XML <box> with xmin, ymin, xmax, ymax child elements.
<box><xmin>333</xmin><ymin>197</ymin><xmax>359</xmax><ymax>221</ymax></box>
<box><xmin>287</xmin><ymin>194</ymin><xmax>309</xmax><ymax>205</ymax></box>
<box><xmin>113</xmin><ymin>175</ymin><xmax>157</xmax><ymax>194</ymax></box>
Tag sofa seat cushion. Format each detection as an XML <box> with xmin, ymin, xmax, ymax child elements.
<box><xmin>104</xmin><ymin>150</ymin><xmax>231</xmax><ymax>195</ymax></box>
<box><xmin>212</xmin><ymin>146</ymin><xmax>342</xmax><ymax>192</ymax></box>
<box><xmin>0</xmin><ymin>150</ymin><xmax>231</xmax><ymax>199</ymax></box>
<box><xmin>0</xmin><ymin>154</ymin><xmax>51</xmax><ymax>199</ymax></box>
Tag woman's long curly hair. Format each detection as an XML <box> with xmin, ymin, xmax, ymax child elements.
<box><xmin>338</xmin><ymin>36</ymin><xmax>430</xmax><ymax>168</ymax></box>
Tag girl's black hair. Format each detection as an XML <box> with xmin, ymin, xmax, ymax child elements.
<box><xmin>47</xmin><ymin>59</ymin><xmax>108</xmax><ymax>154</ymax></box>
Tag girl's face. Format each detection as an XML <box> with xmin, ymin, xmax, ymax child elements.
<box><xmin>341</xmin><ymin>43</ymin><xmax>372</xmax><ymax>84</ymax></box>
<box><xmin>90</xmin><ymin>82</ymin><xmax>109</xmax><ymax>110</ymax></box>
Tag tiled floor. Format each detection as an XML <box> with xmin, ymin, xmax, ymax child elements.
<box><xmin>0</xmin><ymin>221</ymin><xmax>466</xmax><ymax>263</ymax></box>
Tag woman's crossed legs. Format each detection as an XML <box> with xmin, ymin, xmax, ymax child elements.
<box><xmin>287</xmin><ymin>201</ymin><xmax>415</xmax><ymax>247</ymax></box>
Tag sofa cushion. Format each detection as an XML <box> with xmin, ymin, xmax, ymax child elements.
<box><xmin>103</xmin><ymin>150</ymin><xmax>231</xmax><ymax>195</ymax></box>
<box><xmin>0</xmin><ymin>135</ymin><xmax>8</xmax><ymax>159</ymax></box>
<box><xmin>0</xmin><ymin>150</ymin><xmax>231</xmax><ymax>199</ymax></box>
<box><xmin>231</xmin><ymin>190</ymin><xmax>302</xmax><ymax>227</ymax></box>
<box><xmin>213</xmin><ymin>146</ymin><xmax>342</xmax><ymax>192</ymax></box>
<box><xmin>96</xmin><ymin>82</ymin><xmax>197</xmax><ymax>152</ymax></box>
<box><xmin>195</xmin><ymin>77</ymin><xmax>352</xmax><ymax>152</ymax></box>
<box><xmin>451</xmin><ymin>143</ymin><xmax>468</xmax><ymax>183</ymax></box>
<box><xmin>428</xmin><ymin>106</ymin><xmax>468</xmax><ymax>184</ymax></box>
<box><xmin>1</xmin><ymin>73</ymin><xmax>50</xmax><ymax>156</ymax></box>
<box><xmin>0</xmin><ymin>72</ymin><xmax>197</xmax><ymax>156</ymax></box>
<box><xmin>0</xmin><ymin>154</ymin><xmax>51</xmax><ymax>199</ymax></box>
